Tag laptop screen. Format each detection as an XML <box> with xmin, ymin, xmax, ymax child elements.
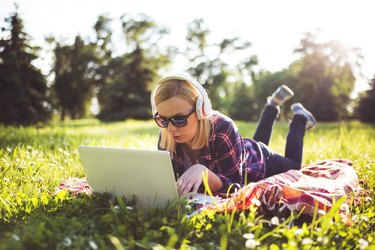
<box><xmin>78</xmin><ymin>145</ymin><xmax>179</xmax><ymax>208</ymax></box>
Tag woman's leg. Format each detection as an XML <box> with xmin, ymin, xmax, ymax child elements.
<box><xmin>253</xmin><ymin>105</ymin><xmax>279</xmax><ymax>145</ymax></box>
<box><xmin>284</xmin><ymin>114</ymin><xmax>307</xmax><ymax>165</ymax></box>
<box><xmin>264</xmin><ymin>103</ymin><xmax>316</xmax><ymax>177</ymax></box>
<box><xmin>253</xmin><ymin>85</ymin><xmax>294</xmax><ymax>145</ymax></box>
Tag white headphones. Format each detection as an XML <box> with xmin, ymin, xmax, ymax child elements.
<box><xmin>150</xmin><ymin>72</ymin><xmax>212</xmax><ymax>120</ymax></box>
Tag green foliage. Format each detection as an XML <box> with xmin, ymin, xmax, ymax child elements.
<box><xmin>287</xmin><ymin>31</ymin><xmax>359</xmax><ymax>121</ymax></box>
<box><xmin>356</xmin><ymin>75</ymin><xmax>375</xmax><ymax>123</ymax></box>
<box><xmin>50</xmin><ymin>36</ymin><xmax>98</xmax><ymax>120</ymax></box>
<box><xmin>185</xmin><ymin>19</ymin><xmax>258</xmax><ymax>116</ymax></box>
<box><xmin>97</xmin><ymin>47</ymin><xmax>157</xmax><ymax>121</ymax></box>
<box><xmin>96</xmin><ymin>14</ymin><xmax>172</xmax><ymax>121</ymax></box>
<box><xmin>0</xmin><ymin>120</ymin><xmax>374</xmax><ymax>249</ymax></box>
<box><xmin>0</xmin><ymin>8</ymin><xmax>51</xmax><ymax>126</ymax></box>
<box><xmin>228</xmin><ymin>83</ymin><xmax>258</xmax><ymax>121</ymax></box>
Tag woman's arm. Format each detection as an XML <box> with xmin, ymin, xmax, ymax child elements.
<box><xmin>209</xmin><ymin>115</ymin><xmax>245</xmax><ymax>193</ymax></box>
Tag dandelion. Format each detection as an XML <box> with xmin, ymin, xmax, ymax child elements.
<box><xmin>358</xmin><ymin>238</ymin><xmax>369</xmax><ymax>249</ymax></box>
<box><xmin>243</xmin><ymin>233</ymin><xmax>255</xmax><ymax>239</ymax></box>
<box><xmin>245</xmin><ymin>239</ymin><xmax>260</xmax><ymax>249</ymax></box>
<box><xmin>271</xmin><ymin>216</ymin><xmax>279</xmax><ymax>225</ymax></box>
<box><xmin>89</xmin><ymin>240</ymin><xmax>98</xmax><ymax>249</ymax></box>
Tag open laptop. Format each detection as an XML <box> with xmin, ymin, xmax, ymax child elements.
<box><xmin>78</xmin><ymin>145</ymin><xmax>221</xmax><ymax>208</ymax></box>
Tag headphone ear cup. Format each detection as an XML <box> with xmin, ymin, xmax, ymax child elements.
<box><xmin>195</xmin><ymin>95</ymin><xmax>204</xmax><ymax>120</ymax></box>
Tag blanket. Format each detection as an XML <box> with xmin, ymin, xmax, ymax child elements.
<box><xmin>203</xmin><ymin>159</ymin><xmax>358</xmax><ymax>222</ymax></box>
<box><xmin>57</xmin><ymin>159</ymin><xmax>359</xmax><ymax>222</ymax></box>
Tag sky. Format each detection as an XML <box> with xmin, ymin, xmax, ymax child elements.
<box><xmin>1</xmin><ymin>0</ymin><xmax>374</xmax><ymax>92</ymax></box>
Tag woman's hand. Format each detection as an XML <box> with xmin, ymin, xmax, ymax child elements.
<box><xmin>176</xmin><ymin>164</ymin><xmax>223</xmax><ymax>196</ymax></box>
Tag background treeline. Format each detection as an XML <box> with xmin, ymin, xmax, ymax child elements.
<box><xmin>1</xmin><ymin>8</ymin><xmax>374</xmax><ymax>126</ymax></box>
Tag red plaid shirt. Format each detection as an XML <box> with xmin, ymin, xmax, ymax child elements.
<box><xmin>158</xmin><ymin>111</ymin><xmax>266</xmax><ymax>193</ymax></box>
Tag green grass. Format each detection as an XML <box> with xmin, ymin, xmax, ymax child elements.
<box><xmin>0</xmin><ymin>119</ymin><xmax>374</xmax><ymax>249</ymax></box>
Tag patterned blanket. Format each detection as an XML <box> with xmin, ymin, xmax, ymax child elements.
<box><xmin>204</xmin><ymin>159</ymin><xmax>358</xmax><ymax>222</ymax></box>
<box><xmin>57</xmin><ymin>159</ymin><xmax>358</xmax><ymax>222</ymax></box>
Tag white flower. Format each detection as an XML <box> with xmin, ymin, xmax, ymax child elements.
<box><xmin>302</xmin><ymin>238</ymin><xmax>313</xmax><ymax>245</ymax></box>
<box><xmin>340</xmin><ymin>203</ymin><xmax>350</xmax><ymax>214</ymax></box>
<box><xmin>250</xmin><ymin>198</ymin><xmax>261</xmax><ymax>207</ymax></box>
<box><xmin>12</xmin><ymin>234</ymin><xmax>20</xmax><ymax>241</ymax></box>
<box><xmin>360</xmin><ymin>216</ymin><xmax>369</xmax><ymax>222</ymax></box>
<box><xmin>126</xmin><ymin>206</ymin><xmax>133</xmax><ymax>210</ymax></box>
<box><xmin>245</xmin><ymin>239</ymin><xmax>260</xmax><ymax>249</ymax></box>
<box><xmin>246</xmin><ymin>222</ymin><xmax>255</xmax><ymax>228</ymax></box>
<box><xmin>243</xmin><ymin>233</ymin><xmax>254</xmax><ymax>239</ymax></box>
<box><xmin>89</xmin><ymin>240</ymin><xmax>98</xmax><ymax>249</ymax></box>
<box><xmin>294</xmin><ymin>229</ymin><xmax>304</xmax><ymax>236</ymax></box>
<box><xmin>358</xmin><ymin>238</ymin><xmax>369</xmax><ymax>249</ymax></box>
<box><xmin>63</xmin><ymin>237</ymin><xmax>72</xmax><ymax>247</ymax></box>
<box><xmin>365</xmin><ymin>197</ymin><xmax>372</xmax><ymax>202</ymax></box>
<box><xmin>317</xmin><ymin>237</ymin><xmax>329</xmax><ymax>244</ymax></box>
<box><xmin>352</xmin><ymin>215</ymin><xmax>359</xmax><ymax>223</ymax></box>
<box><xmin>271</xmin><ymin>216</ymin><xmax>279</xmax><ymax>225</ymax></box>
<box><xmin>318</xmin><ymin>210</ymin><xmax>326</xmax><ymax>216</ymax></box>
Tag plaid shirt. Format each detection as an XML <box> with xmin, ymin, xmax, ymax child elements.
<box><xmin>158</xmin><ymin>111</ymin><xmax>266</xmax><ymax>193</ymax></box>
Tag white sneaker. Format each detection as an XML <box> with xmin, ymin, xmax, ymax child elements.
<box><xmin>291</xmin><ymin>103</ymin><xmax>317</xmax><ymax>130</ymax></box>
<box><xmin>267</xmin><ymin>85</ymin><xmax>294</xmax><ymax>106</ymax></box>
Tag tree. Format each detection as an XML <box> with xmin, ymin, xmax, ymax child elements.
<box><xmin>185</xmin><ymin>19</ymin><xmax>258</xmax><ymax>115</ymax></box>
<box><xmin>50</xmin><ymin>36</ymin><xmax>97</xmax><ymax>120</ymax></box>
<box><xmin>356</xmin><ymin>75</ymin><xmax>375</xmax><ymax>123</ymax></box>
<box><xmin>97</xmin><ymin>13</ymin><xmax>172</xmax><ymax>121</ymax></box>
<box><xmin>247</xmin><ymin>70</ymin><xmax>294</xmax><ymax>120</ymax></box>
<box><xmin>0</xmin><ymin>7</ymin><xmax>51</xmax><ymax>126</ymax></box>
<box><xmin>288</xmin><ymin>31</ymin><xmax>360</xmax><ymax>121</ymax></box>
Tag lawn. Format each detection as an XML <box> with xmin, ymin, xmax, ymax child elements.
<box><xmin>0</xmin><ymin>119</ymin><xmax>374</xmax><ymax>249</ymax></box>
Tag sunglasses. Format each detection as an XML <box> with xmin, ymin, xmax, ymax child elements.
<box><xmin>153</xmin><ymin>108</ymin><xmax>196</xmax><ymax>128</ymax></box>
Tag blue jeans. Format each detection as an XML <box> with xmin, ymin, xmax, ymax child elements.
<box><xmin>253</xmin><ymin>105</ymin><xmax>307</xmax><ymax>177</ymax></box>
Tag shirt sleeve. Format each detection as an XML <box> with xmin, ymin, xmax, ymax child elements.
<box><xmin>209</xmin><ymin>116</ymin><xmax>245</xmax><ymax>193</ymax></box>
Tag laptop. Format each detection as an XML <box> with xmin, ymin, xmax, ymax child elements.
<box><xmin>78</xmin><ymin>145</ymin><xmax>222</xmax><ymax>208</ymax></box>
<box><xmin>78</xmin><ymin>145</ymin><xmax>179</xmax><ymax>208</ymax></box>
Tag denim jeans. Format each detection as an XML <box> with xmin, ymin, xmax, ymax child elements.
<box><xmin>253</xmin><ymin>105</ymin><xmax>307</xmax><ymax>177</ymax></box>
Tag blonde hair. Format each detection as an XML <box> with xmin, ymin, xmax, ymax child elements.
<box><xmin>153</xmin><ymin>79</ymin><xmax>211</xmax><ymax>154</ymax></box>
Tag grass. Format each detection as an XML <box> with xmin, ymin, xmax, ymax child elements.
<box><xmin>0</xmin><ymin>119</ymin><xmax>374</xmax><ymax>249</ymax></box>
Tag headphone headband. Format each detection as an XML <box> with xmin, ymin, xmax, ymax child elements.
<box><xmin>150</xmin><ymin>72</ymin><xmax>212</xmax><ymax>119</ymax></box>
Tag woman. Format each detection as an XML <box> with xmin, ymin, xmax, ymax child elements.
<box><xmin>150</xmin><ymin>72</ymin><xmax>316</xmax><ymax>196</ymax></box>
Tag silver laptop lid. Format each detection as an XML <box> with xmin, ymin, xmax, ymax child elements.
<box><xmin>78</xmin><ymin>145</ymin><xmax>179</xmax><ymax>208</ymax></box>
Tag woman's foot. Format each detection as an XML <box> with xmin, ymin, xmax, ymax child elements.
<box><xmin>291</xmin><ymin>103</ymin><xmax>317</xmax><ymax>130</ymax></box>
<box><xmin>267</xmin><ymin>85</ymin><xmax>294</xmax><ymax>107</ymax></box>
